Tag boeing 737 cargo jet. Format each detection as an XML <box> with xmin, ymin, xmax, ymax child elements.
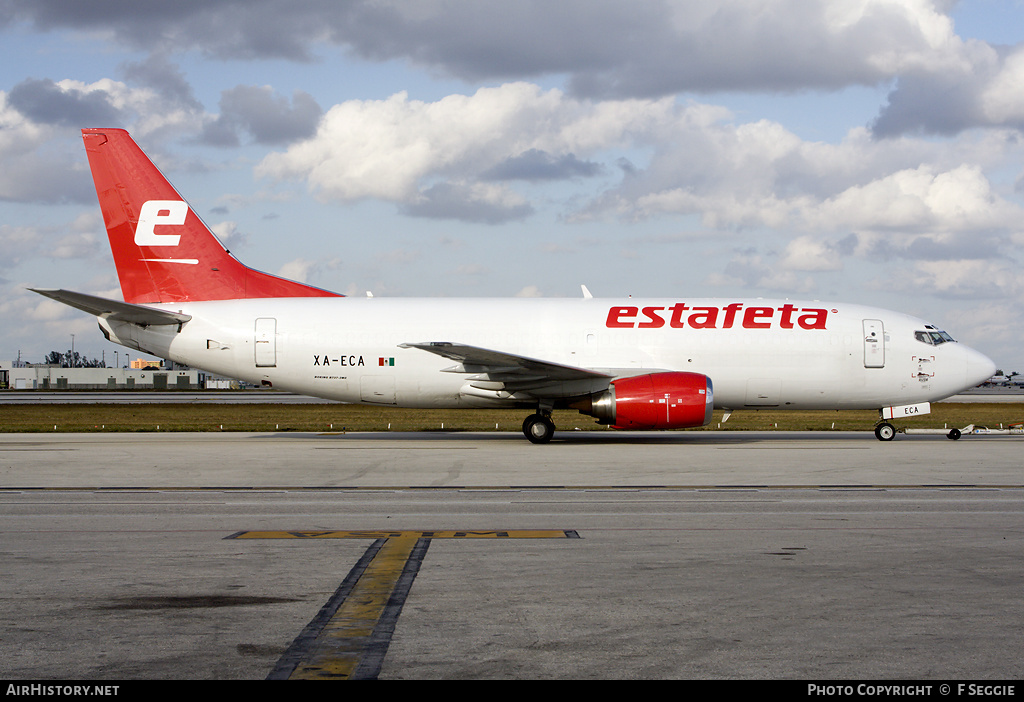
<box><xmin>32</xmin><ymin>129</ymin><xmax>996</xmax><ymax>442</ymax></box>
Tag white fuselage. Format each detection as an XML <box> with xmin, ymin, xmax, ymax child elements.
<box><xmin>101</xmin><ymin>296</ymin><xmax>995</xmax><ymax>412</ymax></box>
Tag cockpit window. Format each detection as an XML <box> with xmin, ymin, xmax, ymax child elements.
<box><xmin>915</xmin><ymin>327</ymin><xmax>955</xmax><ymax>346</ymax></box>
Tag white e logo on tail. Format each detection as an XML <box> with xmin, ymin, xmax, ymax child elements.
<box><xmin>136</xmin><ymin>200</ymin><xmax>188</xmax><ymax>247</ymax></box>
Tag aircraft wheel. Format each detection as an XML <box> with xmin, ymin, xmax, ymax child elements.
<box><xmin>523</xmin><ymin>414</ymin><xmax>555</xmax><ymax>444</ymax></box>
<box><xmin>947</xmin><ymin>428</ymin><xmax>961</xmax><ymax>440</ymax></box>
<box><xmin>874</xmin><ymin>422</ymin><xmax>896</xmax><ymax>441</ymax></box>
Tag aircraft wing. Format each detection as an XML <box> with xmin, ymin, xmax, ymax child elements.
<box><xmin>30</xmin><ymin>288</ymin><xmax>192</xmax><ymax>326</ymax></box>
<box><xmin>397</xmin><ymin>341</ymin><xmax>606</xmax><ymax>390</ymax></box>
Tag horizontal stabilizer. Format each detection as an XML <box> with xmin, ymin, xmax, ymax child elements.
<box><xmin>29</xmin><ymin>288</ymin><xmax>192</xmax><ymax>326</ymax></box>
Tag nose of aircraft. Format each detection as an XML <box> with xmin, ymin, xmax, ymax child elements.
<box><xmin>963</xmin><ymin>344</ymin><xmax>997</xmax><ymax>388</ymax></box>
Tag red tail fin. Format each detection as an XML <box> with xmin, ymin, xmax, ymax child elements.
<box><xmin>82</xmin><ymin>128</ymin><xmax>341</xmax><ymax>304</ymax></box>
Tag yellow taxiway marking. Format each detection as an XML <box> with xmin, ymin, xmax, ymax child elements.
<box><xmin>248</xmin><ymin>529</ymin><xmax>579</xmax><ymax>679</ymax></box>
<box><xmin>288</xmin><ymin>535</ymin><xmax>419</xmax><ymax>680</ymax></box>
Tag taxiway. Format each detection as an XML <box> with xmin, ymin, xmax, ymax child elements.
<box><xmin>2</xmin><ymin>430</ymin><xmax>1022</xmax><ymax>679</ymax></box>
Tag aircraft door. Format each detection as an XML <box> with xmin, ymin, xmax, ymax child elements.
<box><xmin>863</xmin><ymin>319</ymin><xmax>884</xmax><ymax>368</ymax></box>
<box><xmin>254</xmin><ymin>317</ymin><xmax>277</xmax><ymax>367</ymax></box>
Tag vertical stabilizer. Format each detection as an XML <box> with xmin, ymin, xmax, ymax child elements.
<box><xmin>82</xmin><ymin>128</ymin><xmax>341</xmax><ymax>304</ymax></box>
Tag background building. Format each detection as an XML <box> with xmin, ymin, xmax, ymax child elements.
<box><xmin>0</xmin><ymin>360</ymin><xmax>205</xmax><ymax>390</ymax></box>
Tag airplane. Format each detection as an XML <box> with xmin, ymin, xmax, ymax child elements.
<box><xmin>32</xmin><ymin>128</ymin><xmax>996</xmax><ymax>443</ymax></box>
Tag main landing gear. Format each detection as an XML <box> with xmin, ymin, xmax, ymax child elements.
<box><xmin>523</xmin><ymin>412</ymin><xmax>555</xmax><ymax>444</ymax></box>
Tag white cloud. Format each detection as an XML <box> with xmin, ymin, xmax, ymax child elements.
<box><xmin>49</xmin><ymin>232</ymin><xmax>100</xmax><ymax>260</ymax></box>
<box><xmin>7</xmin><ymin>1</ymin><xmax>1023</xmax><ymax>136</ymax></box>
<box><xmin>210</xmin><ymin>221</ymin><xmax>248</xmax><ymax>250</ymax></box>
<box><xmin>979</xmin><ymin>46</ymin><xmax>1024</xmax><ymax>125</ymax></box>
<box><xmin>904</xmin><ymin>259</ymin><xmax>1022</xmax><ymax>300</ymax></box>
<box><xmin>779</xmin><ymin>236</ymin><xmax>844</xmax><ymax>272</ymax></box>
<box><xmin>401</xmin><ymin>180</ymin><xmax>533</xmax><ymax>223</ymax></box>
<box><xmin>256</xmin><ymin>83</ymin><xmax>676</xmax><ymax>217</ymax></box>
<box><xmin>807</xmin><ymin>164</ymin><xmax>1018</xmax><ymax>234</ymax></box>
<box><xmin>0</xmin><ymin>93</ymin><xmax>87</xmax><ymax>203</ymax></box>
<box><xmin>943</xmin><ymin>302</ymin><xmax>1024</xmax><ymax>353</ymax></box>
<box><xmin>276</xmin><ymin>258</ymin><xmax>316</xmax><ymax>283</ymax></box>
<box><xmin>253</xmin><ymin>80</ymin><xmax>1024</xmax><ymax>290</ymax></box>
<box><xmin>514</xmin><ymin>285</ymin><xmax>543</xmax><ymax>297</ymax></box>
<box><xmin>2</xmin><ymin>285</ymin><xmax>107</xmax><ymax>357</ymax></box>
<box><xmin>706</xmin><ymin>251</ymin><xmax>817</xmax><ymax>295</ymax></box>
<box><xmin>277</xmin><ymin>256</ymin><xmax>343</xmax><ymax>284</ymax></box>
<box><xmin>593</xmin><ymin>119</ymin><xmax>1024</xmax><ymax>249</ymax></box>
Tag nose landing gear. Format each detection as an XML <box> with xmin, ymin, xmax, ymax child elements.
<box><xmin>874</xmin><ymin>421</ymin><xmax>896</xmax><ymax>441</ymax></box>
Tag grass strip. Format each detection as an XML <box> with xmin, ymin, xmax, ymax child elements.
<box><xmin>1</xmin><ymin>402</ymin><xmax>1021</xmax><ymax>433</ymax></box>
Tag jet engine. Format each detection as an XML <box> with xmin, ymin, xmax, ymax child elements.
<box><xmin>577</xmin><ymin>371</ymin><xmax>714</xmax><ymax>430</ymax></box>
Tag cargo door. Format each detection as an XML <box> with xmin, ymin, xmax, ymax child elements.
<box><xmin>360</xmin><ymin>376</ymin><xmax>397</xmax><ymax>405</ymax></box>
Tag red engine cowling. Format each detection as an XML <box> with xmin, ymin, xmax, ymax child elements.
<box><xmin>583</xmin><ymin>372</ymin><xmax>714</xmax><ymax>430</ymax></box>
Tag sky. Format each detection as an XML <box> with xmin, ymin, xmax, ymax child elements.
<box><xmin>1</xmin><ymin>0</ymin><xmax>1023</xmax><ymax>372</ymax></box>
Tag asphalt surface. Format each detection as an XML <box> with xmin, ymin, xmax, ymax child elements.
<box><xmin>2</xmin><ymin>430</ymin><xmax>1023</xmax><ymax>680</ymax></box>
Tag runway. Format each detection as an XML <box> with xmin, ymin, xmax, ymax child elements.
<box><xmin>2</xmin><ymin>430</ymin><xmax>1023</xmax><ymax>679</ymax></box>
